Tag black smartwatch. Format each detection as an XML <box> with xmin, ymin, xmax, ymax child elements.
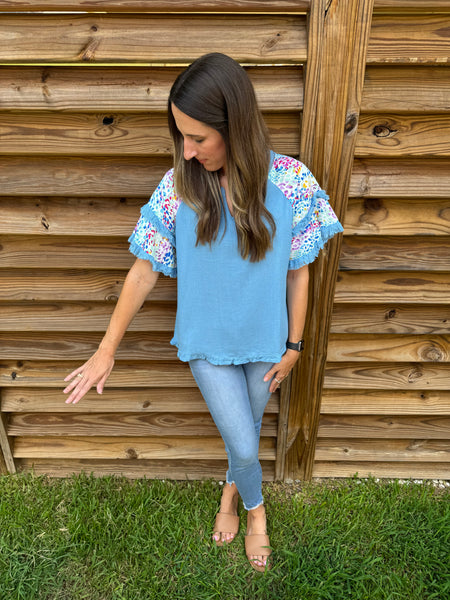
<box><xmin>287</xmin><ymin>339</ymin><xmax>304</xmax><ymax>352</ymax></box>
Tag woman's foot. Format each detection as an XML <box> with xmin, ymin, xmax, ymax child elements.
<box><xmin>213</xmin><ymin>482</ymin><xmax>239</xmax><ymax>545</ymax></box>
<box><xmin>245</xmin><ymin>504</ymin><xmax>271</xmax><ymax>570</ymax></box>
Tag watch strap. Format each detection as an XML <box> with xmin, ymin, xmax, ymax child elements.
<box><xmin>287</xmin><ymin>340</ymin><xmax>304</xmax><ymax>352</ymax></box>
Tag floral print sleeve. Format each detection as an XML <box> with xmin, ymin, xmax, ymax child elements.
<box><xmin>128</xmin><ymin>169</ymin><xmax>180</xmax><ymax>277</ymax></box>
<box><xmin>270</xmin><ymin>154</ymin><xmax>344</xmax><ymax>269</ymax></box>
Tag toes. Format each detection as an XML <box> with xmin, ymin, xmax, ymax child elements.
<box><xmin>250</xmin><ymin>555</ymin><xmax>266</xmax><ymax>568</ymax></box>
<box><xmin>213</xmin><ymin>531</ymin><xmax>235</xmax><ymax>544</ymax></box>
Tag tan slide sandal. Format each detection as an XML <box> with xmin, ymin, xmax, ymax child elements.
<box><xmin>212</xmin><ymin>512</ymin><xmax>240</xmax><ymax>546</ymax></box>
<box><xmin>245</xmin><ymin>533</ymin><xmax>272</xmax><ymax>572</ymax></box>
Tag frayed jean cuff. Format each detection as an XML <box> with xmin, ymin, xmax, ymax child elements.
<box><xmin>243</xmin><ymin>498</ymin><xmax>264</xmax><ymax>511</ymax></box>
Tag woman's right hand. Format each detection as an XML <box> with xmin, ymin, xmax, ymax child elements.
<box><xmin>63</xmin><ymin>347</ymin><xmax>115</xmax><ymax>405</ymax></box>
<box><xmin>63</xmin><ymin>258</ymin><xmax>159</xmax><ymax>405</ymax></box>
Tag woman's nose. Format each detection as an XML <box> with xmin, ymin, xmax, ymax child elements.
<box><xmin>183</xmin><ymin>138</ymin><xmax>197</xmax><ymax>161</ymax></box>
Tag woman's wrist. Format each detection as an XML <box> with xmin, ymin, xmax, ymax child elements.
<box><xmin>98</xmin><ymin>340</ymin><xmax>118</xmax><ymax>357</ymax></box>
<box><xmin>286</xmin><ymin>339</ymin><xmax>304</xmax><ymax>352</ymax></box>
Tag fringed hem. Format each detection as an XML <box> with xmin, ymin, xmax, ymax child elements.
<box><xmin>128</xmin><ymin>239</ymin><xmax>177</xmax><ymax>278</ymax></box>
<box><xmin>178</xmin><ymin>345</ymin><xmax>284</xmax><ymax>365</ymax></box>
<box><xmin>288</xmin><ymin>220</ymin><xmax>344</xmax><ymax>270</ymax></box>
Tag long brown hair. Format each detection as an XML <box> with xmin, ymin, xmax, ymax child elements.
<box><xmin>168</xmin><ymin>53</ymin><xmax>275</xmax><ymax>262</ymax></box>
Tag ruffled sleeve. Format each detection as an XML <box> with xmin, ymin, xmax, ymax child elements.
<box><xmin>270</xmin><ymin>154</ymin><xmax>344</xmax><ymax>270</ymax></box>
<box><xmin>128</xmin><ymin>169</ymin><xmax>180</xmax><ymax>278</ymax></box>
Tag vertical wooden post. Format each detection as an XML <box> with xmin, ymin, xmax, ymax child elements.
<box><xmin>0</xmin><ymin>442</ymin><xmax>7</xmax><ymax>475</ymax></box>
<box><xmin>285</xmin><ymin>0</ymin><xmax>374</xmax><ymax>480</ymax></box>
<box><xmin>0</xmin><ymin>395</ymin><xmax>16</xmax><ymax>474</ymax></box>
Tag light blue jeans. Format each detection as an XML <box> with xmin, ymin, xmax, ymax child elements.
<box><xmin>189</xmin><ymin>359</ymin><xmax>274</xmax><ymax>510</ymax></box>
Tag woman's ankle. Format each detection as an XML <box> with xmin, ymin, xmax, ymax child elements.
<box><xmin>247</xmin><ymin>504</ymin><xmax>266</xmax><ymax>532</ymax></box>
<box><xmin>248</xmin><ymin>503</ymin><xmax>265</xmax><ymax>517</ymax></box>
<box><xmin>220</xmin><ymin>483</ymin><xmax>239</xmax><ymax>512</ymax></box>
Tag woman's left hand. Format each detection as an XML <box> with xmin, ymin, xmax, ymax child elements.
<box><xmin>264</xmin><ymin>349</ymin><xmax>301</xmax><ymax>393</ymax></box>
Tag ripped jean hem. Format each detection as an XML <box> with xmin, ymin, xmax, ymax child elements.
<box><xmin>243</xmin><ymin>498</ymin><xmax>264</xmax><ymax>511</ymax></box>
<box><xmin>225</xmin><ymin>478</ymin><xmax>264</xmax><ymax>511</ymax></box>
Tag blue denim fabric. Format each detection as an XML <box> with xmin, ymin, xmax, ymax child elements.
<box><xmin>189</xmin><ymin>359</ymin><xmax>274</xmax><ymax>510</ymax></box>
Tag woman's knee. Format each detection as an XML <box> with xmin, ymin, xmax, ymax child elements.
<box><xmin>229</xmin><ymin>440</ymin><xmax>259</xmax><ymax>469</ymax></box>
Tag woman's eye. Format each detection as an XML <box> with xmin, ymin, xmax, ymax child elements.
<box><xmin>194</xmin><ymin>138</ymin><xmax>204</xmax><ymax>144</ymax></box>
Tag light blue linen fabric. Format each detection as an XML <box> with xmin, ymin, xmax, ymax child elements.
<box><xmin>128</xmin><ymin>152</ymin><xmax>343</xmax><ymax>365</ymax></box>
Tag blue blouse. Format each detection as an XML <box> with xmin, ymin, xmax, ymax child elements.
<box><xmin>129</xmin><ymin>152</ymin><xmax>343</xmax><ymax>365</ymax></box>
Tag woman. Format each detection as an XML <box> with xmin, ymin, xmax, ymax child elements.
<box><xmin>64</xmin><ymin>53</ymin><xmax>343</xmax><ymax>572</ymax></box>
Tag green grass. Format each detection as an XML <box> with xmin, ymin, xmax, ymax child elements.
<box><xmin>0</xmin><ymin>473</ymin><xmax>448</xmax><ymax>600</ymax></box>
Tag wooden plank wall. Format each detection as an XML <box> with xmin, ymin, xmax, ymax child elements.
<box><xmin>0</xmin><ymin>1</ymin><xmax>448</xmax><ymax>482</ymax></box>
<box><xmin>0</xmin><ymin>2</ymin><xmax>307</xmax><ymax>479</ymax></box>
<box><xmin>313</xmin><ymin>3</ymin><xmax>450</xmax><ymax>479</ymax></box>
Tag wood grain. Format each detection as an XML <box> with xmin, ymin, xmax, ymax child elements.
<box><xmin>0</xmin><ymin>66</ymin><xmax>303</xmax><ymax>112</ymax></box>
<box><xmin>0</xmin><ymin>1</ymin><xmax>310</xmax><ymax>13</ymax></box>
<box><xmin>321</xmin><ymin>389</ymin><xmax>450</xmax><ymax>415</ymax></box>
<box><xmin>0</xmin><ymin>448</ymin><xmax>6</xmax><ymax>475</ymax></box>
<box><xmin>335</xmin><ymin>271</ymin><xmax>450</xmax><ymax>304</ymax></box>
<box><xmin>0</xmin><ymin>156</ymin><xmax>172</xmax><ymax>196</ymax></box>
<box><xmin>0</xmin><ymin>301</ymin><xmax>177</xmax><ymax>332</ymax></box>
<box><xmin>362</xmin><ymin>66</ymin><xmax>450</xmax><ymax>113</ymax></box>
<box><xmin>350</xmin><ymin>158</ymin><xmax>450</xmax><ymax>198</ymax></box>
<box><xmin>339</xmin><ymin>236</ymin><xmax>450</xmax><ymax>271</ymax></box>
<box><xmin>1</xmin><ymin>2</ymin><xmax>449</xmax><ymax>484</ymax></box>
<box><xmin>6</xmin><ymin>0</ymin><xmax>447</xmax><ymax>13</ymax></box>
<box><xmin>317</xmin><ymin>415</ymin><xmax>450</xmax><ymax>439</ymax></box>
<box><xmin>0</xmin><ymin>14</ymin><xmax>306</xmax><ymax>64</ymax></box>
<box><xmin>7</xmin><ymin>411</ymin><xmax>278</xmax><ymax>437</ymax></box>
<box><xmin>324</xmin><ymin>362</ymin><xmax>450</xmax><ymax>390</ymax></box>
<box><xmin>0</xmin><ymin>332</ymin><xmax>178</xmax><ymax>361</ymax></box>
<box><xmin>14</xmin><ymin>458</ymin><xmax>275</xmax><ymax>481</ymax></box>
<box><xmin>0</xmin><ymin>112</ymin><xmax>172</xmax><ymax>156</ymax></box>
<box><xmin>355</xmin><ymin>114</ymin><xmax>450</xmax><ymax>157</ymax></box>
<box><xmin>0</xmin><ymin>411</ymin><xmax>16</xmax><ymax>473</ymax></box>
<box><xmin>312</xmin><ymin>461</ymin><xmax>450</xmax><ymax>479</ymax></box>
<box><xmin>315</xmin><ymin>438</ymin><xmax>450</xmax><ymax>462</ymax></box>
<box><xmin>0</xmin><ymin>236</ymin><xmax>132</xmax><ymax>269</ymax></box>
<box><xmin>373</xmin><ymin>1</ymin><xmax>450</xmax><ymax>11</ymax></box>
<box><xmin>0</xmin><ymin>111</ymin><xmax>299</xmax><ymax>156</ymax></box>
<box><xmin>330</xmin><ymin>304</ymin><xmax>450</xmax><ymax>335</ymax></box>
<box><xmin>0</xmin><ymin>269</ymin><xmax>177</xmax><ymax>301</ymax></box>
<box><xmin>0</xmin><ymin>360</ymin><xmax>196</xmax><ymax>388</ymax></box>
<box><xmin>1</xmin><ymin>387</ymin><xmax>279</xmax><ymax>413</ymax></box>
<box><xmin>0</xmin><ymin>197</ymin><xmax>142</xmax><ymax>237</ymax></box>
<box><xmin>288</xmin><ymin>0</ymin><xmax>374</xmax><ymax>481</ymax></box>
<box><xmin>367</xmin><ymin>15</ymin><xmax>450</xmax><ymax>64</ymax></box>
<box><xmin>327</xmin><ymin>334</ymin><xmax>449</xmax><ymax>363</ymax></box>
<box><xmin>344</xmin><ymin>198</ymin><xmax>450</xmax><ymax>236</ymax></box>
<box><xmin>13</xmin><ymin>435</ymin><xmax>276</xmax><ymax>459</ymax></box>
<box><xmin>6</xmin><ymin>196</ymin><xmax>448</xmax><ymax>238</ymax></box>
